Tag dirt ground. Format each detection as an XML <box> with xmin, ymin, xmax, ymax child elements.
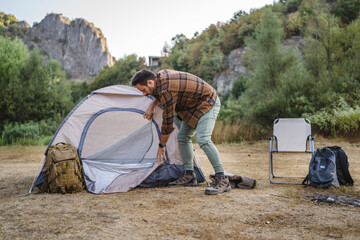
<box><xmin>0</xmin><ymin>138</ymin><xmax>360</xmax><ymax>240</ymax></box>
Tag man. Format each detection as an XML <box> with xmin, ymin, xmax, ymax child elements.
<box><xmin>131</xmin><ymin>69</ymin><xmax>230</xmax><ymax>195</ymax></box>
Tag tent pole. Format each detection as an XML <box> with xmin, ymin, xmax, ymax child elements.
<box><xmin>28</xmin><ymin>156</ymin><xmax>45</xmax><ymax>195</ymax></box>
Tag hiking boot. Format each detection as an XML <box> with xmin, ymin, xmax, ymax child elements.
<box><xmin>168</xmin><ymin>172</ymin><xmax>198</xmax><ymax>187</ymax></box>
<box><xmin>205</xmin><ymin>174</ymin><xmax>231</xmax><ymax>195</ymax></box>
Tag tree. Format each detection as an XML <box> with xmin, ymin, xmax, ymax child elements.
<box><xmin>230</xmin><ymin>10</ymin><xmax>248</xmax><ymax>23</ymax></box>
<box><xmin>88</xmin><ymin>54</ymin><xmax>144</xmax><ymax>92</ymax></box>
<box><xmin>0</xmin><ymin>36</ymin><xmax>28</xmax><ymax>121</ymax></box>
<box><xmin>220</xmin><ymin>21</ymin><xmax>244</xmax><ymax>55</ymax></box>
<box><xmin>331</xmin><ymin>0</ymin><xmax>360</xmax><ymax>24</ymax></box>
<box><xmin>285</xmin><ymin>11</ymin><xmax>304</xmax><ymax>37</ymax></box>
<box><xmin>239</xmin><ymin>9</ymin><xmax>314</xmax><ymax>125</ymax></box>
<box><xmin>245</xmin><ymin>9</ymin><xmax>285</xmax><ymax>89</ymax></box>
<box><xmin>71</xmin><ymin>82</ymin><xmax>89</xmax><ymax>104</ymax></box>
<box><xmin>197</xmin><ymin>35</ymin><xmax>224</xmax><ymax>82</ymax></box>
<box><xmin>329</xmin><ymin>18</ymin><xmax>360</xmax><ymax>98</ymax></box>
<box><xmin>171</xmin><ymin>34</ymin><xmax>188</xmax><ymax>50</ymax></box>
<box><xmin>303</xmin><ymin>0</ymin><xmax>341</xmax><ymax>80</ymax></box>
<box><xmin>286</xmin><ymin>0</ymin><xmax>303</xmax><ymax>13</ymax></box>
<box><xmin>161</xmin><ymin>41</ymin><xmax>170</xmax><ymax>57</ymax></box>
<box><xmin>5</xmin><ymin>48</ymin><xmax>72</xmax><ymax>122</ymax></box>
<box><xmin>302</xmin><ymin>0</ymin><xmax>360</xmax><ymax>109</ymax></box>
<box><xmin>231</xmin><ymin>76</ymin><xmax>247</xmax><ymax>99</ymax></box>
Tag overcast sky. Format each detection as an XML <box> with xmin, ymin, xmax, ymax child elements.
<box><xmin>1</xmin><ymin>0</ymin><xmax>276</xmax><ymax>60</ymax></box>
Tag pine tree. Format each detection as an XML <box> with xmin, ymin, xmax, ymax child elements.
<box><xmin>239</xmin><ymin>9</ymin><xmax>314</xmax><ymax>125</ymax></box>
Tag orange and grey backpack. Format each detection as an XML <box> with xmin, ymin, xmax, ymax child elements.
<box><xmin>41</xmin><ymin>142</ymin><xmax>84</xmax><ymax>193</ymax></box>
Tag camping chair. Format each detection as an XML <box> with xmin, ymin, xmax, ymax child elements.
<box><xmin>269</xmin><ymin>118</ymin><xmax>314</xmax><ymax>184</ymax></box>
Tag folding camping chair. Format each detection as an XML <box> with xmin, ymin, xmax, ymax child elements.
<box><xmin>269</xmin><ymin>118</ymin><xmax>314</xmax><ymax>184</ymax></box>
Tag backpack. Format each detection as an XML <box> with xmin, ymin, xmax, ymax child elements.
<box><xmin>302</xmin><ymin>147</ymin><xmax>339</xmax><ymax>188</ymax></box>
<box><xmin>328</xmin><ymin>146</ymin><xmax>354</xmax><ymax>186</ymax></box>
<box><xmin>41</xmin><ymin>142</ymin><xmax>84</xmax><ymax>193</ymax></box>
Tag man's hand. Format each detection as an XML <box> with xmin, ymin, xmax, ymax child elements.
<box><xmin>143</xmin><ymin>99</ymin><xmax>159</xmax><ymax>121</ymax></box>
<box><xmin>157</xmin><ymin>131</ymin><xmax>170</xmax><ymax>165</ymax></box>
<box><xmin>157</xmin><ymin>147</ymin><xmax>166</xmax><ymax>165</ymax></box>
<box><xmin>143</xmin><ymin>107</ymin><xmax>154</xmax><ymax>120</ymax></box>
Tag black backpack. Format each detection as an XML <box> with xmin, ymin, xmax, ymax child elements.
<box><xmin>327</xmin><ymin>146</ymin><xmax>354</xmax><ymax>186</ymax></box>
<box><xmin>302</xmin><ymin>147</ymin><xmax>339</xmax><ymax>188</ymax></box>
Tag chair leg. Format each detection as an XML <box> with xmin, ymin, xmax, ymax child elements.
<box><xmin>269</xmin><ymin>138</ymin><xmax>305</xmax><ymax>185</ymax></box>
<box><xmin>270</xmin><ymin>151</ymin><xmax>306</xmax><ymax>185</ymax></box>
<box><xmin>269</xmin><ymin>139</ymin><xmax>275</xmax><ymax>183</ymax></box>
<box><xmin>269</xmin><ymin>152</ymin><xmax>276</xmax><ymax>184</ymax></box>
<box><xmin>270</xmin><ymin>153</ymin><xmax>275</xmax><ymax>178</ymax></box>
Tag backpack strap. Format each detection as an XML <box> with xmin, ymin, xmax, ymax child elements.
<box><xmin>302</xmin><ymin>174</ymin><xmax>310</xmax><ymax>187</ymax></box>
<box><xmin>330</xmin><ymin>146</ymin><xmax>354</xmax><ymax>186</ymax></box>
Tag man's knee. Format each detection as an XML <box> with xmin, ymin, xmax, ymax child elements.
<box><xmin>178</xmin><ymin>133</ymin><xmax>192</xmax><ymax>143</ymax></box>
<box><xmin>196</xmin><ymin>134</ymin><xmax>212</xmax><ymax>148</ymax></box>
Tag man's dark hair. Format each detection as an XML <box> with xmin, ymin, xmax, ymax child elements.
<box><xmin>131</xmin><ymin>69</ymin><xmax>155</xmax><ymax>86</ymax></box>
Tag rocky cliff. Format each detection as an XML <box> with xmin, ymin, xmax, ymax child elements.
<box><xmin>213</xmin><ymin>36</ymin><xmax>305</xmax><ymax>96</ymax></box>
<box><xmin>213</xmin><ymin>47</ymin><xmax>250</xmax><ymax>95</ymax></box>
<box><xmin>24</xmin><ymin>13</ymin><xmax>114</xmax><ymax>82</ymax></box>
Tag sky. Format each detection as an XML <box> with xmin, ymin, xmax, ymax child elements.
<box><xmin>1</xmin><ymin>0</ymin><xmax>276</xmax><ymax>61</ymax></box>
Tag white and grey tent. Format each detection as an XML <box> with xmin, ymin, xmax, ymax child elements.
<box><xmin>31</xmin><ymin>85</ymin><xmax>205</xmax><ymax>194</ymax></box>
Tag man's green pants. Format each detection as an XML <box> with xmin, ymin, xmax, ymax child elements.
<box><xmin>177</xmin><ymin>97</ymin><xmax>224</xmax><ymax>173</ymax></box>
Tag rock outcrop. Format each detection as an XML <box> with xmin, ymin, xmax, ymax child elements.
<box><xmin>213</xmin><ymin>36</ymin><xmax>305</xmax><ymax>96</ymax></box>
<box><xmin>25</xmin><ymin>13</ymin><xmax>114</xmax><ymax>82</ymax></box>
<box><xmin>213</xmin><ymin>47</ymin><xmax>250</xmax><ymax>96</ymax></box>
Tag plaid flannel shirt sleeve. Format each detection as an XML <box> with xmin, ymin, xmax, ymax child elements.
<box><xmin>159</xmin><ymin>91</ymin><xmax>178</xmax><ymax>135</ymax></box>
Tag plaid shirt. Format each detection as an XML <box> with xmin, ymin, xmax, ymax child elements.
<box><xmin>153</xmin><ymin>69</ymin><xmax>217</xmax><ymax>135</ymax></box>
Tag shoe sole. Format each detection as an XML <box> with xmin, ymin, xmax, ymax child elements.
<box><xmin>205</xmin><ymin>186</ymin><xmax>231</xmax><ymax>195</ymax></box>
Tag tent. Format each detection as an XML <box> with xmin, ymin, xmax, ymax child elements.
<box><xmin>31</xmin><ymin>85</ymin><xmax>205</xmax><ymax>194</ymax></box>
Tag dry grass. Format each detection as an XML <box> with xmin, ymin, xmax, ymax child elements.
<box><xmin>1</xmin><ymin>139</ymin><xmax>360</xmax><ymax>240</ymax></box>
<box><xmin>212</xmin><ymin>121</ymin><xmax>270</xmax><ymax>143</ymax></box>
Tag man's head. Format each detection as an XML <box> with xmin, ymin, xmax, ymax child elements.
<box><xmin>131</xmin><ymin>69</ymin><xmax>156</xmax><ymax>96</ymax></box>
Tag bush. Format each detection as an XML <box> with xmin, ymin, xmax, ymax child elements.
<box><xmin>304</xmin><ymin>99</ymin><xmax>360</xmax><ymax>137</ymax></box>
<box><xmin>0</xmin><ymin>119</ymin><xmax>58</xmax><ymax>145</ymax></box>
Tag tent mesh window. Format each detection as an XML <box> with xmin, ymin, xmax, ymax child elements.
<box><xmin>80</xmin><ymin>110</ymin><xmax>159</xmax><ymax>193</ymax></box>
